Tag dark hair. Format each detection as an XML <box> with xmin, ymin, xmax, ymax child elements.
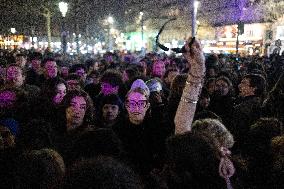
<box><xmin>69</xmin><ymin>129</ymin><xmax>123</xmax><ymax>163</ymax></box>
<box><xmin>16</xmin><ymin>53</ymin><xmax>26</xmax><ymax>58</ymax></box>
<box><xmin>41</xmin><ymin>77</ymin><xmax>66</xmax><ymax>101</ymax></box>
<box><xmin>29</xmin><ymin>52</ymin><xmax>43</xmax><ymax>61</ymax></box>
<box><xmin>59</xmin><ymin>89</ymin><xmax>94</xmax><ymax>132</ymax></box>
<box><xmin>124</xmin><ymin>66</ymin><xmax>140</xmax><ymax>81</ymax></box>
<box><xmin>16</xmin><ymin>119</ymin><xmax>54</xmax><ymax>152</ymax></box>
<box><xmin>42</xmin><ymin>58</ymin><xmax>56</xmax><ymax>67</ymax></box>
<box><xmin>243</xmin><ymin>74</ymin><xmax>266</xmax><ymax>97</ymax></box>
<box><xmin>63</xmin><ymin>157</ymin><xmax>143</xmax><ymax>189</ymax></box>
<box><xmin>69</xmin><ymin>64</ymin><xmax>87</xmax><ymax>73</ymax></box>
<box><xmin>17</xmin><ymin>149</ymin><xmax>65</xmax><ymax>189</ymax></box>
<box><xmin>165</xmin><ymin>132</ymin><xmax>225</xmax><ymax>189</ymax></box>
<box><xmin>100</xmin><ymin>69</ymin><xmax>123</xmax><ymax>87</ymax></box>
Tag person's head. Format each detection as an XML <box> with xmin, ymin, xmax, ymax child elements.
<box><xmin>66</xmin><ymin>74</ymin><xmax>82</xmax><ymax>91</ymax></box>
<box><xmin>5</xmin><ymin>64</ymin><xmax>25</xmax><ymax>87</ymax></box>
<box><xmin>215</xmin><ymin>76</ymin><xmax>233</xmax><ymax>97</ymax></box>
<box><xmin>206</xmin><ymin>78</ymin><xmax>216</xmax><ymax>96</ymax></box>
<box><xmin>169</xmin><ymin>74</ymin><xmax>187</xmax><ymax>99</ymax></box>
<box><xmin>192</xmin><ymin>118</ymin><xmax>234</xmax><ymax>149</ymax></box>
<box><xmin>16</xmin><ymin>119</ymin><xmax>53</xmax><ymax>151</ymax></box>
<box><xmin>122</xmin><ymin>66</ymin><xmax>140</xmax><ymax>83</ymax></box>
<box><xmin>70</xmin><ymin>64</ymin><xmax>87</xmax><ymax>82</ymax></box>
<box><xmin>165</xmin><ymin>132</ymin><xmax>225</xmax><ymax>189</ymax></box>
<box><xmin>30</xmin><ymin>52</ymin><xmax>42</xmax><ymax>72</ymax></box>
<box><xmin>101</xmin><ymin>94</ymin><xmax>123</xmax><ymax>123</ymax></box>
<box><xmin>86</xmin><ymin>70</ymin><xmax>100</xmax><ymax>85</ymax></box>
<box><xmin>63</xmin><ymin>157</ymin><xmax>143</xmax><ymax>189</ymax></box>
<box><xmin>0</xmin><ymin>88</ymin><xmax>17</xmax><ymax>109</ymax></box>
<box><xmin>146</xmin><ymin>78</ymin><xmax>164</xmax><ymax>105</ymax></box>
<box><xmin>207</xmin><ymin>67</ymin><xmax>218</xmax><ymax>78</ymax></box>
<box><xmin>164</xmin><ymin>69</ymin><xmax>179</xmax><ymax>87</ymax></box>
<box><xmin>245</xmin><ymin>117</ymin><xmax>283</xmax><ymax>157</ymax></box>
<box><xmin>62</xmin><ymin>89</ymin><xmax>93</xmax><ymax>131</ymax></box>
<box><xmin>100</xmin><ymin>70</ymin><xmax>123</xmax><ymax>96</ymax></box>
<box><xmin>152</xmin><ymin>60</ymin><xmax>166</xmax><ymax>78</ymax></box>
<box><xmin>125</xmin><ymin>88</ymin><xmax>150</xmax><ymax>125</ymax></box>
<box><xmin>18</xmin><ymin>149</ymin><xmax>65</xmax><ymax>189</ymax></box>
<box><xmin>41</xmin><ymin>78</ymin><xmax>67</xmax><ymax>105</ymax></box>
<box><xmin>43</xmin><ymin>58</ymin><xmax>58</xmax><ymax>79</ymax></box>
<box><xmin>0</xmin><ymin>119</ymin><xmax>19</xmax><ymax>149</ymax></box>
<box><xmin>198</xmin><ymin>89</ymin><xmax>210</xmax><ymax>109</ymax></box>
<box><xmin>60</xmin><ymin>66</ymin><xmax>69</xmax><ymax>78</ymax></box>
<box><xmin>238</xmin><ymin>74</ymin><xmax>266</xmax><ymax>97</ymax></box>
<box><xmin>15</xmin><ymin>53</ymin><xmax>27</xmax><ymax>68</ymax></box>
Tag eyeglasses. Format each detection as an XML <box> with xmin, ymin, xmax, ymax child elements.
<box><xmin>125</xmin><ymin>100</ymin><xmax>148</xmax><ymax>109</ymax></box>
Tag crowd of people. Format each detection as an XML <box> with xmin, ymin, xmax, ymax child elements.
<box><xmin>0</xmin><ymin>38</ymin><xmax>283</xmax><ymax>189</ymax></box>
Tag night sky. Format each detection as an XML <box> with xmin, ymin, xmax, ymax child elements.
<box><xmin>0</xmin><ymin>0</ymin><xmax>277</xmax><ymax>36</ymax></box>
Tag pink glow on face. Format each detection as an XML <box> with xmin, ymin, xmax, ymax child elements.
<box><xmin>126</xmin><ymin>92</ymin><xmax>149</xmax><ymax>124</ymax></box>
<box><xmin>152</xmin><ymin>61</ymin><xmax>166</xmax><ymax>78</ymax></box>
<box><xmin>6</xmin><ymin>66</ymin><xmax>24</xmax><ymax>87</ymax></box>
<box><xmin>66</xmin><ymin>96</ymin><xmax>87</xmax><ymax>130</ymax></box>
<box><xmin>53</xmin><ymin>83</ymin><xmax>67</xmax><ymax>104</ymax></box>
<box><xmin>101</xmin><ymin>82</ymin><xmax>118</xmax><ymax>96</ymax></box>
<box><xmin>45</xmin><ymin>61</ymin><xmax>58</xmax><ymax>78</ymax></box>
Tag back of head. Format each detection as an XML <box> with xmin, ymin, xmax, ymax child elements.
<box><xmin>63</xmin><ymin>157</ymin><xmax>143</xmax><ymax>189</ymax></box>
<box><xmin>18</xmin><ymin>149</ymin><xmax>65</xmax><ymax>189</ymax></box>
<box><xmin>192</xmin><ymin>118</ymin><xmax>234</xmax><ymax>149</ymax></box>
<box><xmin>165</xmin><ymin>132</ymin><xmax>225</xmax><ymax>189</ymax></box>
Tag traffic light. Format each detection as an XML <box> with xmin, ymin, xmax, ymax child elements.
<box><xmin>238</xmin><ymin>22</ymin><xmax>244</xmax><ymax>35</ymax></box>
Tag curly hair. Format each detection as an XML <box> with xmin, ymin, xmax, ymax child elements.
<box><xmin>192</xmin><ymin>118</ymin><xmax>234</xmax><ymax>149</ymax></box>
<box><xmin>57</xmin><ymin>89</ymin><xmax>94</xmax><ymax>133</ymax></box>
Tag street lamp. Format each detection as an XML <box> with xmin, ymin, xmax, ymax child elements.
<box><xmin>192</xmin><ymin>0</ymin><xmax>199</xmax><ymax>37</ymax></box>
<box><xmin>140</xmin><ymin>12</ymin><xmax>144</xmax><ymax>49</ymax></box>
<box><xmin>59</xmin><ymin>2</ymin><xmax>68</xmax><ymax>54</ymax></box>
<box><xmin>11</xmin><ymin>28</ymin><xmax>16</xmax><ymax>34</ymax></box>
<box><xmin>107</xmin><ymin>16</ymin><xmax>114</xmax><ymax>51</ymax></box>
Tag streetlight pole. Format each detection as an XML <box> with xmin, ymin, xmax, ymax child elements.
<box><xmin>59</xmin><ymin>2</ymin><xmax>68</xmax><ymax>54</ymax></box>
<box><xmin>107</xmin><ymin>16</ymin><xmax>114</xmax><ymax>51</ymax></box>
<box><xmin>192</xmin><ymin>1</ymin><xmax>199</xmax><ymax>37</ymax></box>
<box><xmin>140</xmin><ymin>12</ymin><xmax>144</xmax><ymax>48</ymax></box>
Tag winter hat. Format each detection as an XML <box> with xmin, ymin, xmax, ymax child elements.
<box><xmin>131</xmin><ymin>79</ymin><xmax>150</xmax><ymax>97</ymax></box>
<box><xmin>146</xmin><ymin>79</ymin><xmax>163</xmax><ymax>92</ymax></box>
<box><xmin>0</xmin><ymin>118</ymin><xmax>20</xmax><ymax>137</ymax></box>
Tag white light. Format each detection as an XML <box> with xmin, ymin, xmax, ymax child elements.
<box><xmin>107</xmin><ymin>16</ymin><xmax>114</xmax><ymax>24</ymax></box>
<box><xmin>33</xmin><ymin>37</ymin><xmax>38</xmax><ymax>42</ymax></box>
<box><xmin>73</xmin><ymin>33</ymin><xmax>76</xmax><ymax>36</ymax></box>
<box><xmin>11</xmin><ymin>28</ymin><xmax>16</xmax><ymax>34</ymax></box>
<box><xmin>59</xmin><ymin>2</ymin><xmax>68</xmax><ymax>17</ymax></box>
<box><xmin>140</xmin><ymin>12</ymin><xmax>144</xmax><ymax>16</ymax></box>
<box><xmin>194</xmin><ymin>1</ymin><xmax>199</xmax><ymax>9</ymax></box>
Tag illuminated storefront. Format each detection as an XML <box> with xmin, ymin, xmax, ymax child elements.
<box><xmin>203</xmin><ymin>23</ymin><xmax>267</xmax><ymax>55</ymax></box>
<box><xmin>0</xmin><ymin>35</ymin><xmax>25</xmax><ymax>49</ymax></box>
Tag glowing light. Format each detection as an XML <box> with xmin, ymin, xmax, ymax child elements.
<box><xmin>194</xmin><ymin>1</ymin><xmax>199</xmax><ymax>9</ymax></box>
<box><xmin>11</xmin><ymin>28</ymin><xmax>16</xmax><ymax>34</ymax></box>
<box><xmin>107</xmin><ymin>16</ymin><xmax>114</xmax><ymax>24</ymax></box>
<box><xmin>140</xmin><ymin>12</ymin><xmax>144</xmax><ymax>16</ymax></box>
<box><xmin>59</xmin><ymin>2</ymin><xmax>68</xmax><ymax>17</ymax></box>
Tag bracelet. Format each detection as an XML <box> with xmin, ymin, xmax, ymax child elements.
<box><xmin>181</xmin><ymin>96</ymin><xmax>198</xmax><ymax>104</ymax></box>
<box><xmin>186</xmin><ymin>80</ymin><xmax>203</xmax><ymax>87</ymax></box>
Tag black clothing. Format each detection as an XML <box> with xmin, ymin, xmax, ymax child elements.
<box><xmin>231</xmin><ymin>96</ymin><xmax>262</xmax><ymax>153</ymax></box>
<box><xmin>209</xmin><ymin>95</ymin><xmax>235</xmax><ymax>126</ymax></box>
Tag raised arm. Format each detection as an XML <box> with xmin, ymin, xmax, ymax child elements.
<box><xmin>174</xmin><ymin>38</ymin><xmax>206</xmax><ymax>134</ymax></box>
